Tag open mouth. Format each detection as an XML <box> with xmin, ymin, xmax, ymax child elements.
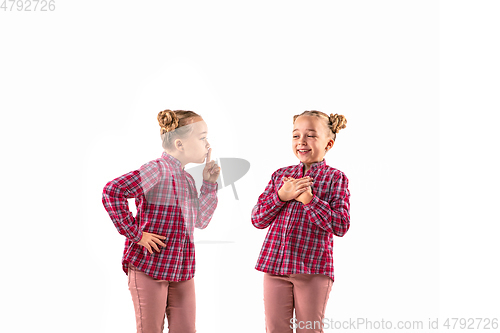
<box><xmin>297</xmin><ymin>149</ymin><xmax>311</xmax><ymax>155</ymax></box>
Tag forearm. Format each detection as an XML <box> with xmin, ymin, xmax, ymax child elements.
<box><xmin>102</xmin><ymin>163</ymin><xmax>159</xmax><ymax>241</ymax></box>
<box><xmin>251</xmin><ymin>189</ymin><xmax>286</xmax><ymax>229</ymax></box>
<box><xmin>102</xmin><ymin>185</ymin><xmax>143</xmax><ymax>242</ymax></box>
<box><xmin>303</xmin><ymin>195</ymin><xmax>350</xmax><ymax>236</ymax></box>
<box><xmin>195</xmin><ymin>180</ymin><xmax>218</xmax><ymax>229</ymax></box>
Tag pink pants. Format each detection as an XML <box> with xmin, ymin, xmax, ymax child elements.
<box><xmin>263</xmin><ymin>273</ymin><xmax>333</xmax><ymax>333</ymax></box>
<box><xmin>128</xmin><ymin>264</ymin><xmax>196</xmax><ymax>333</ymax></box>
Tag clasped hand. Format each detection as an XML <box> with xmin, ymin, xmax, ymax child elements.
<box><xmin>277</xmin><ymin>176</ymin><xmax>313</xmax><ymax>204</ymax></box>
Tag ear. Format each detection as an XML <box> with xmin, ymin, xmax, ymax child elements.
<box><xmin>174</xmin><ymin>139</ymin><xmax>184</xmax><ymax>151</ymax></box>
<box><xmin>325</xmin><ymin>138</ymin><xmax>335</xmax><ymax>151</ymax></box>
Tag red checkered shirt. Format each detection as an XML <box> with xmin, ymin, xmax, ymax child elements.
<box><xmin>251</xmin><ymin>158</ymin><xmax>350</xmax><ymax>281</ymax></box>
<box><xmin>102</xmin><ymin>152</ymin><xmax>218</xmax><ymax>281</ymax></box>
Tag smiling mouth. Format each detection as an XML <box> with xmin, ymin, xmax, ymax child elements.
<box><xmin>297</xmin><ymin>149</ymin><xmax>311</xmax><ymax>155</ymax></box>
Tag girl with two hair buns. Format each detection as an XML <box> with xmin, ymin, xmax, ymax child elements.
<box><xmin>251</xmin><ymin>111</ymin><xmax>351</xmax><ymax>333</ymax></box>
<box><xmin>102</xmin><ymin>110</ymin><xmax>220</xmax><ymax>333</ymax></box>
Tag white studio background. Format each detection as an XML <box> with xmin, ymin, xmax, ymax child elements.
<box><xmin>0</xmin><ymin>1</ymin><xmax>499</xmax><ymax>332</ymax></box>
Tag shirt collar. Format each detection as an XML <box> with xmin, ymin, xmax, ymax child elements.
<box><xmin>299</xmin><ymin>158</ymin><xmax>327</xmax><ymax>174</ymax></box>
<box><xmin>161</xmin><ymin>151</ymin><xmax>185</xmax><ymax>172</ymax></box>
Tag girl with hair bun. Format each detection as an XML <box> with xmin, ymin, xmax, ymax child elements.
<box><xmin>251</xmin><ymin>110</ymin><xmax>350</xmax><ymax>333</ymax></box>
<box><xmin>102</xmin><ymin>110</ymin><xmax>220</xmax><ymax>333</ymax></box>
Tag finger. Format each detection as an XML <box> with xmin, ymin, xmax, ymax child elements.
<box><xmin>151</xmin><ymin>241</ymin><xmax>160</xmax><ymax>252</ymax></box>
<box><xmin>152</xmin><ymin>238</ymin><xmax>167</xmax><ymax>248</ymax></box>
<box><xmin>151</xmin><ymin>234</ymin><xmax>167</xmax><ymax>240</ymax></box>
<box><xmin>146</xmin><ymin>245</ymin><xmax>153</xmax><ymax>254</ymax></box>
<box><xmin>296</xmin><ymin>177</ymin><xmax>312</xmax><ymax>184</ymax></box>
<box><xmin>290</xmin><ymin>181</ymin><xmax>304</xmax><ymax>189</ymax></box>
<box><xmin>295</xmin><ymin>183</ymin><xmax>311</xmax><ymax>191</ymax></box>
<box><xmin>206</xmin><ymin>147</ymin><xmax>212</xmax><ymax>164</ymax></box>
<box><xmin>295</xmin><ymin>186</ymin><xmax>307</xmax><ymax>192</ymax></box>
<box><xmin>296</xmin><ymin>179</ymin><xmax>312</xmax><ymax>185</ymax></box>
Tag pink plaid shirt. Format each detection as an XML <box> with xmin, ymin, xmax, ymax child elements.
<box><xmin>102</xmin><ymin>152</ymin><xmax>218</xmax><ymax>281</ymax></box>
<box><xmin>251</xmin><ymin>158</ymin><xmax>350</xmax><ymax>281</ymax></box>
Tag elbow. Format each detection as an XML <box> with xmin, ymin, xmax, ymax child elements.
<box><xmin>196</xmin><ymin>222</ymin><xmax>210</xmax><ymax>230</ymax></box>
<box><xmin>333</xmin><ymin>217</ymin><xmax>350</xmax><ymax>237</ymax></box>
<box><xmin>334</xmin><ymin>228</ymin><xmax>349</xmax><ymax>237</ymax></box>
<box><xmin>251</xmin><ymin>216</ymin><xmax>268</xmax><ymax>229</ymax></box>
<box><xmin>195</xmin><ymin>214</ymin><xmax>212</xmax><ymax>230</ymax></box>
<box><xmin>102</xmin><ymin>181</ymin><xmax>117</xmax><ymax>197</ymax></box>
<box><xmin>102</xmin><ymin>183</ymin><xmax>113</xmax><ymax>206</ymax></box>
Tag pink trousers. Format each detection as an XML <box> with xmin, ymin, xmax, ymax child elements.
<box><xmin>263</xmin><ymin>273</ymin><xmax>333</xmax><ymax>333</ymax></box>
<box><xmin>128</xmin><ymin>264</ymin><xmax>196</xmax><ymax>333</ymax></box>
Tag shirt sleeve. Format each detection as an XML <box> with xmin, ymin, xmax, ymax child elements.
<box><xmin>302</xmin><ymin>170</ymin><xmax>350</xmax><ymax>236</ymax></box>
<box><xmin>195</xmin><ymin>179</ymin><xmax>219</xmax><ymax>229</ymax></box>
<box><xmin>251</xmin><ymin>171</ymin><xmax>287</xmax><ymax>229</ymax></box>
<box><xmin>102</xmin><ymin>160</ymin><xmax>161</xmax><ymax>243</ymax></box>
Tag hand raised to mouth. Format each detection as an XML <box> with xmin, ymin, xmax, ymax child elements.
<box><xmin>202</xmin><ymin>147</ymin><xmax>221</xmax><ymax>184</ymax></box>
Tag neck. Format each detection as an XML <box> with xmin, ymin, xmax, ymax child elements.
<box><xmin>302</xmin><ymin>158</ymin><xmax>323</xmax><ymax>175</ymax></box>
<box><xmin>302</xmin><ymin>164</ymin><xmax>310</xmax><ymax>175</ymax></box>
<box><xmin>165</xmin><ymin>150</ymin><xmax>187</xmax><ymax>169</ymax></box>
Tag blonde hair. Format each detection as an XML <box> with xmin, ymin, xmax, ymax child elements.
<box><xmin>157</xmin><ymin>109</ymin><xmax>202</xmax><ymax>150</ymax></box>
<box><xmin>293</xmin><ymin>110</ymin><xmax>347</xmax><ymax>141</ymax></box>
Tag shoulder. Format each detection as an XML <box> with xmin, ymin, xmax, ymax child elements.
<box><xmin>324</xmin><ymin>165</ymin><xmax>348</xmax><ymax>180</ymax></box>
<box><xmin>271</xmin><ymin>164</ymin><xmax>298</xmax><ymax>178</ymax></box>
<box><xmin>137</xmin><ymin>157</ymin><xmax>171</xmax><ymax>181</ymax></box>
<box><xmin>139</xmin><ymin>157</ymin><xmax>162</xmax><ymax>171</ymax></box>
<box><xmin>323</xmin><ymin>166</ymin><xmax>349</xmax><ymax>193</ymax></box>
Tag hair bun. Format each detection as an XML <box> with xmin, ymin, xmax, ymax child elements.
<box><xmin>329</xmin><ymin>113</ymin><xmax>347</xmax><ymax>134</ymax></box>
<box><xmin>157</xmin><ymin>110</ymin><xmax>179</xmax><ymax>134</ymax></box>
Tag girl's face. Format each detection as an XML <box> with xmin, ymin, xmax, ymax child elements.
<box><xmin>181</xmin><ymin>117</ymin><xmax>211</xmax><ymax>164</ymax></box>
<box><xmin>292</xmin><ymin>115</ymin><xmax>334</xmax><ymax>169</ymax></box>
